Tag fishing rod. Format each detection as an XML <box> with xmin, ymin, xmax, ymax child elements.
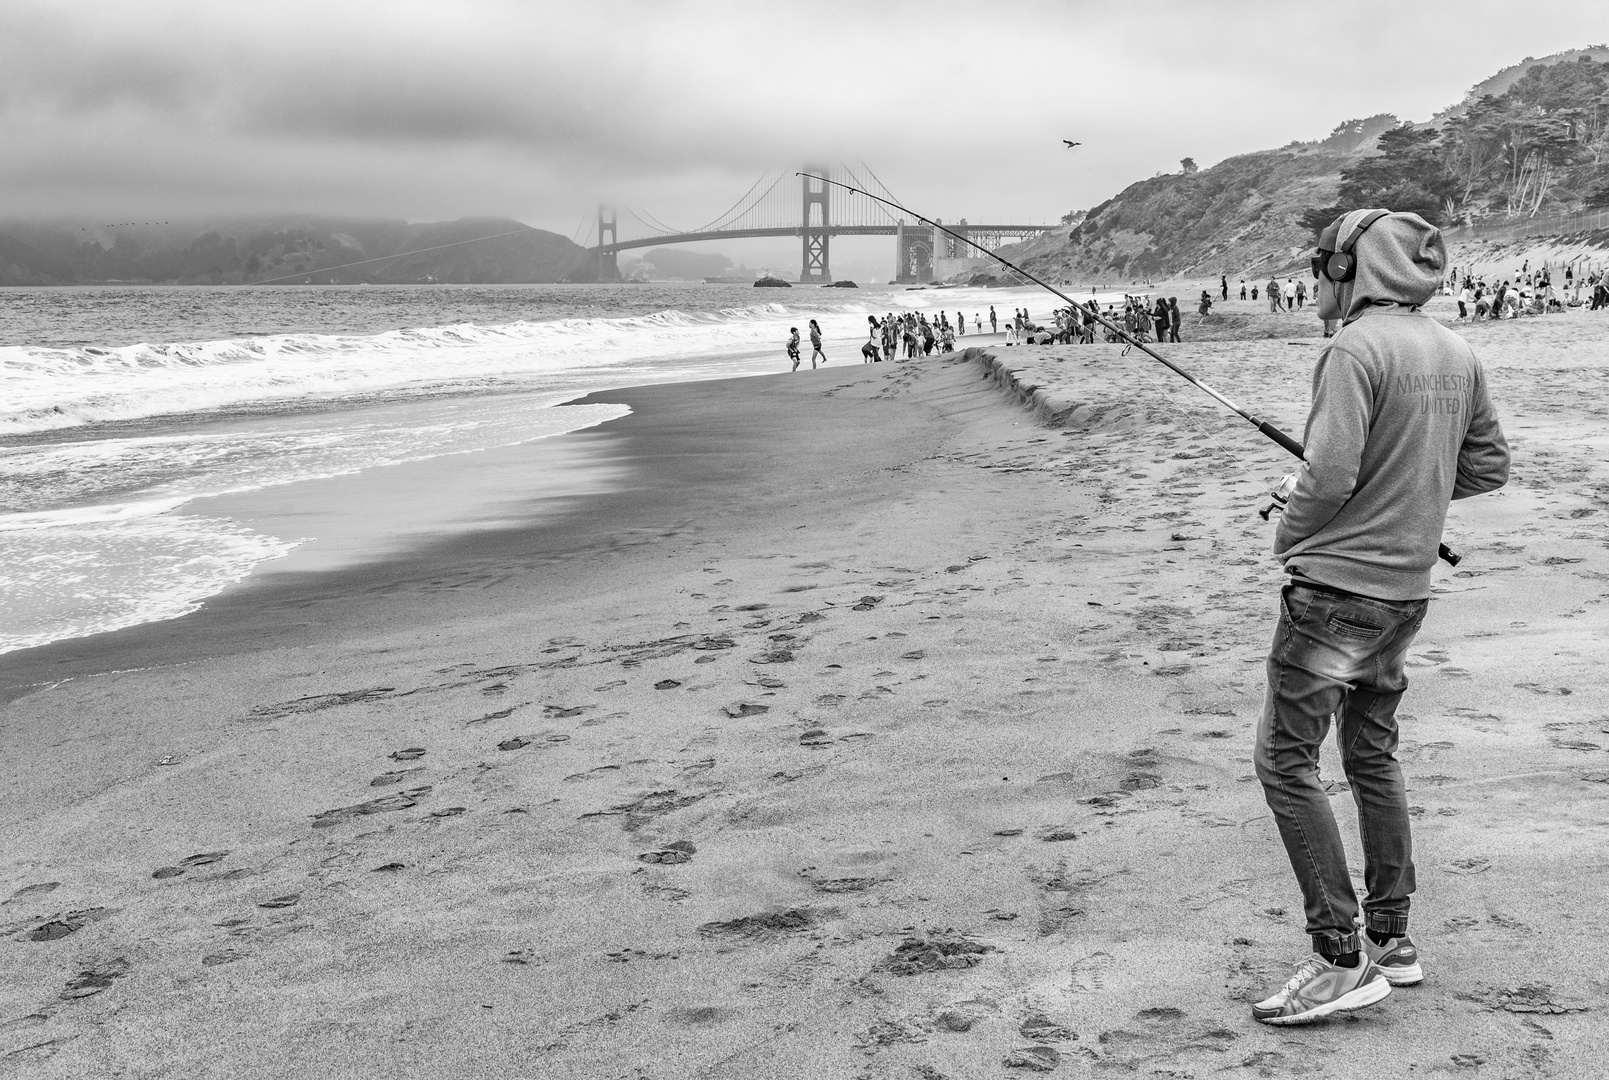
<box><xmin>799</xmin><ymin>172</ymin><xmax>1461</xmax><ymax>567</ymax></box>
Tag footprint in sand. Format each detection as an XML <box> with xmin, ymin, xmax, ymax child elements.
<box><xmin>5</xmin><ymin>882</ymin><xmax>60</xmax><ymax>905</ymax></box>
<box><xmin>639</xmin><ymin>840</ymin><xmax>697</xmax><ymax>864</ymax></box>
<box><xmin>371</xmin><ymin>768</ymin><xmax>423</xmax><ymax>786</ymax></box>
<box><xmin>389</xmin><ymin>747</ymin><xmax>427</xmax><ymax>761</ymax></box>
<box><xmin>59</xmin><ymin>957</ymin><xmax>131</xmax><ymax>1000</ymax></box>
<box><xmin>1068</xmin><ymin>952</ymin><xmax>1114</xmax><ymax>993</ymax></box>
<box><xmin>26</xmin><ymin>907</ymin><xmax>114</xmax><ymax>941</ymax></box>
<box><xmin>312</xmin><ymin>786</ymin><xmax>432</xmax><ymax>828</ymax></box>
<box><xmin>1002</xmin><ymin>1046</ymin><xmax>1060</xmax><ymax>1072</ymax></box>
<box><xmin>257</xmin><ymin>894</ymin><xmax>300</xmax><ymax>909</ymax></box>
<box><xmin>722</xmin><ymin>702</ymin><xmax>769</xmax><ymax>718</ymax></box>
<box><xmin>1018</xmin><ymin>1014</ymin><xmax>1075</xmax><ymax>1041</ymax></box>
<box><xmin>151</xmin><ymin>851</ymin><xmax>229</xmax><ymax>880</ymax></box>
<box><xmin>1446</xmin><ymin>857</ymin><xmax>1492</xmax><ymax>875</ymax></box>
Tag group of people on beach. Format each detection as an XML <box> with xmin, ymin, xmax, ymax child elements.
<box><xmin>1231</xmin><ymin>276</ymin><xmax>1310</xmax><ymax>312</ymax></box>
<box><xmin>1442</xmin><ymin>259</ymin><xmax>1609</xmax><ymax>320</ymax></box>
<box><xmin>790</xmin><ymin>294</ymin><xmax>1211</xmax><ymax>370</ymax></box>
<box><xmin>784</xmin><ymin>319</ymin><xmax>830</xmax><ymax>371</ymax></box>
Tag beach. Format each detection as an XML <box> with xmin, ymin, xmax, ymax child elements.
<box><xmin>3</xmin><ymin>308</ymin><xmax>1608</xmax><ymax>1078</ymax></box>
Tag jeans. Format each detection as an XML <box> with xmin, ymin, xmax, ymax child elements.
<box><xmin>1256</xmin><ymin>582</ymin><xmax>1428</xmax><ymax>956</ymax></box>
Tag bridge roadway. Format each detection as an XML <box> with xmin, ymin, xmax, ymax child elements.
<box><xmin>596</xmin><ymin>223</ymin><xmax>1049</xmax><ymax>255</ymax></box>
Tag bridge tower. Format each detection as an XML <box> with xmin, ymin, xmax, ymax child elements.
<box><xmin>597</xmin><ymin>206</ymin><xmax>619</xmax><ymax>282</ymax></box>
<box><xmin>800</xmin><ymin>168</ymin><xmax>830</xmax><ymax>283</ymax></box>
<box><xmin>895</xmin><ymin>219</ymin><xmax>933</xmax><ymax>284</ymax></box>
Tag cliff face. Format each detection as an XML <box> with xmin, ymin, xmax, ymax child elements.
<box><xmin>1011</xmin><ymin>146</ymin><xmax>1357</xmax><ymax>281</ymax></box>
<box><xmin>0</xmin><ymin>217</ymin><xmax>592</xmax><ymax>285</ymax></box>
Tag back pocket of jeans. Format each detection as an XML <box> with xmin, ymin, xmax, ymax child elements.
<box><xmin>1327</xmin><ymin>612</ymin><xmax>1384</xmax><ymax>640</ymax></box>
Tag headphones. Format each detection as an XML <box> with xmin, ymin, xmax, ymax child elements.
<box><xmin>1315</xmin><ymin>209</ymin><xmax>1391</xmax><ymax>283</ymax></box>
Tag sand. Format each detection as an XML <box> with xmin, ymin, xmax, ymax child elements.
<box><xmin>2</xmin><ymin>307</ymin><xmax>1607</xmax><ymax>1078</ymax></box>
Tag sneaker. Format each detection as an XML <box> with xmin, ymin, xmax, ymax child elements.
<box><xmin>1251</xmin><ymin>954</ymin><xmax>1392</xmax><ymax>1025</ymax></box>
<box><xmin>1363</xmin><ymin>933</ymin><xmax>1423</xmax><ymax>986</ymax></box>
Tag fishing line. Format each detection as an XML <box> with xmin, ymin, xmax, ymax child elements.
<box><xmin>802</xmin><ymin>173</ymin><xmax>1460</xmax><ymax>566</ymax></box>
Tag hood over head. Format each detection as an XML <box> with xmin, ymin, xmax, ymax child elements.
<box><xmin>1326</xmin><ymin>208</ymin><xmax>1446</xmax><ymax>324</ymax></box>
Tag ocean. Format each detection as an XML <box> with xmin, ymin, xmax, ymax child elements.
<box><xmin>1</xmin><ymin>281</ymin><xmax>1046</xmax><ymax>655</ymax></box>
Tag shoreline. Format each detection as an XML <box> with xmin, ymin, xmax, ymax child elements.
<box><xmin>2</xmin><ymin>331</ymin><xmax>1607</xmax><ymax>1075</ymax></box>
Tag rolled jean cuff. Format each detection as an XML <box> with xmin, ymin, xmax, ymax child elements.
<box><xmin>1365</xmin><ymin>913</ymin><xmax>1409</xmax><ymax>937</ymax></box>
<box><xmin>1313</xmin><ymin>931</ymin><xmax>1361</xmax><ymax>958</ymax></box>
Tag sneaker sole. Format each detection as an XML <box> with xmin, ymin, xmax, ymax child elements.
<box><xmin>1256</xmin><ymin>976</ymin><xmax>1392</xmax><ymax>1025</ymax></box>
<box><xmin>1377</xmin><ymin>961</ymin><xmax>1423</xmax><ymax>986</ymax></box>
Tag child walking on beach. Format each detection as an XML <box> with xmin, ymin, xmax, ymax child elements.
<box><xmin>808</xmin><ymin>319</ymin><xmax>826</xmax><ymax>368</ymax></box>
<box><xmin>1251</xmin><ymin>209</ymin><xmax>1509</xmax><ymax>1026</ymax></box>
<box><xmin>786</xmin><ymin>327</ymin><xmax>801</xmax><ymax>372</ymax></box>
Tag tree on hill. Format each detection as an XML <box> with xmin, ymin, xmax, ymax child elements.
<box><xmin>1302</xmin><ymin>123</ymin><xmax>1457</xmax><ymax>232</ymax></box>
<box><xmin>1180</xmin><ymin>157</ymin><xmax>1199</xmax><ymax>175</ymax></box>
<box><xmin>1306</xmin><ymin>55</ymin><xmax>1609</xmax><ymax>230</ymax></box>
<box><xmin>1317</xmin><ymin>115</ymin><xmax>1399</xmax><ymax>153</ymax></box>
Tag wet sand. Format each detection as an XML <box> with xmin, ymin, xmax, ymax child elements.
<box><xmin>2</xmin><ymin>311</ymin><xmax>1607</xmax><ymax>1078</ymax></box>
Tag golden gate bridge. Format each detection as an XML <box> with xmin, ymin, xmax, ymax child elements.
<box><xmin>591</xmin><ymin>164</ymin><xmax>1053</xmax><ymax>284</ymax></box>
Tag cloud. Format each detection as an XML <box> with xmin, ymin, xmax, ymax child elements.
<box><xmin>1</xmin><ymin>0</ymin><xmax>1604</xmax><ymax>233</ymax></box>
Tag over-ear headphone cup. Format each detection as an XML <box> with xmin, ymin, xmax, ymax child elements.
<box><xmin>1325</xmin><ymin>252</ymin><xmax>1354</xmax><ymax>282</ymax></box>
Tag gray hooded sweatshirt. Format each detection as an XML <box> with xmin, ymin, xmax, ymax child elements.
<box><xmin>1275</xmin><ymin>209</ymin><xmax>1510</xmax><ymax>600</ymax></box>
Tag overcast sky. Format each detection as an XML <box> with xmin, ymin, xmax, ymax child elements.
<box><xmin>3</xmin><ymin>0</ymin><xmax>1605</xmax><ymax>259</ymax></box>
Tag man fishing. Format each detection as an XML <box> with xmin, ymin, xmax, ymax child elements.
<box><xmin>1250</xmin><ymin>209</ymin><xmax>1509</xmax><ymax>1025</ymax></box>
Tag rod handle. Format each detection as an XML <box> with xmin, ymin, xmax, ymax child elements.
<box><xmin>1256</xmin><ymin>420</ymin><xmax>1306</xmax><ymax>460</ymax></box>
<box><xmin>1438</xmin><ymin>543</ymin><xmax>1461</xmax><ymax>567</ymax></box>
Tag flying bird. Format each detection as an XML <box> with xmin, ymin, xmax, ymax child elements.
<box><xmin>1063</xmin><ymin>140</ymin><xmax>1081</xmax><ymax>148</ymax></box>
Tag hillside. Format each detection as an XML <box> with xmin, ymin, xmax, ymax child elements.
<box><xmin>1007</xmin><ymin>46</ymin><xmax>1609</xmax><ymax>282</ymax></box>
<box><xmin>0</xmin><ymin>217</ymin><xmax>594</xmax><ymax>286</ymax></box>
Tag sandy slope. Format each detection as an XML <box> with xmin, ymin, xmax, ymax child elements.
<box><xmin>1</xmin><ymin>312</ymin><xmax>1606</xmax><ymax>1078</ymax></box>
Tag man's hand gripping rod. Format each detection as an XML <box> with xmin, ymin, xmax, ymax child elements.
<box><xmin>798</xmin><ymin>173</ymin><xmax>1461</xmax><ymax>567</ymax></box>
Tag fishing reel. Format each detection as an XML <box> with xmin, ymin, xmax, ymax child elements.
<box><xmin>1258</xmin><ymin>473</ymin><xmax>1297</xmax><ymax>521</ymax></box>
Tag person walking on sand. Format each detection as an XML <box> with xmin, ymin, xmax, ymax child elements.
<box><xmin>1284</xmin><ymin>278</ymin><xmax>1298</xmax><ymax>311</ymax></box>
<box><xmin>958</xmin><ymin>312</ymin><xmax>966</xmax><ymax>336</ymax></box>
<box><xmin>1251</xmin><ymin>208</ymin><xmax>1509</xmax><ymax>1025</ymax></box>
<box><xmin>1152</xmin><ymin>296</ymin><xmax>1169</xmax><ymax>341</ymax></box>
<box><xmin>990</xmin><ymin>305</ymin><xmax>998</xmax><ymax>334</ymax></box>
<box><xmin>808</xmin><ymin>319</ymin><xmax>826</xmax><ymax>368</ymax></box>
<box><xmin>1268</xmin><ymin>275</ymin><xmax>1283</xmax><ymax>312</ymax></box>
<box><xmin>786</xmin><ymin>327</ymin><xmax>801</xmax><ymax>372</ymax></box>
<box><xmin>1221</xmin><ymin>274</ymin><xmax>1229</xmax><ymax>301</ymax></box>
<box><xmin>1295</xmin><ymin>278</ymin><xmax>1307</xmax><ymax>310</ymax></box>
<box><xmin>1167</xmin><ymin>296</ymin><xmax>1182</xmax><ymax>342</ymax></box>
<box><xmin>1241</xmin><ymin>279</ymin><xmax>1248</xmax><ymax>300</ymax></box>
